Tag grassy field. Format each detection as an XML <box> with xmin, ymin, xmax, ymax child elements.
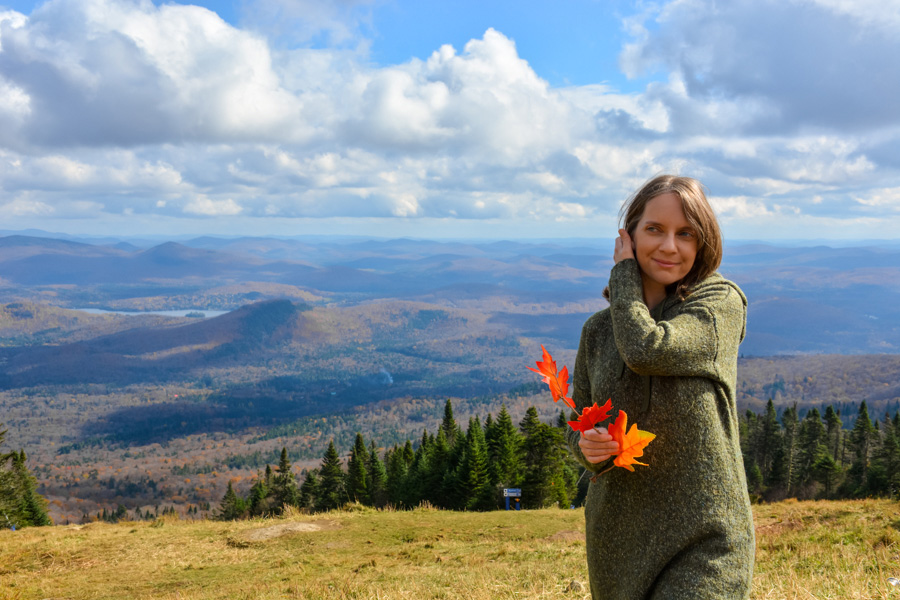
<box><xmin>2</xmin><ymin>499</ymin><xmax>900</xmax><ymax>600</ymax></box>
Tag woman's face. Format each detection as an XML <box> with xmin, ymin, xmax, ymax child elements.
<box><xmin>632</xmin><ymin>192</ymin><xmax>699</xmax><ymax>299</ymax></box>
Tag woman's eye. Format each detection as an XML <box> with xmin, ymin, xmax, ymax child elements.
<box><xmin>679</xmin><ymin>230</ymin><xmax>695</xmax><ymax>238</ymax></box>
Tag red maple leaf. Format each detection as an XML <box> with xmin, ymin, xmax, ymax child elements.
<box><xmin>527</xmin><ymin>344</ymin><xmax>574</xmax><ymax>410</ymax></box>
<box><xmin>567</xmin><ymin>399</ymin><xmax>613</xmax><ymax>435</ymax></box>
<box><xmin>607</xmin><ymin>410</ymin><xmax>656</xmax><ymax>471</ymax></box>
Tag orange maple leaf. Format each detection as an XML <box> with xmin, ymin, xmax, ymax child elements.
<box><xmin>607</xmin><ymin>410</ymin><xmax>655</xmax><ymax>471</ymax></box>
<box><xmin>567</xmin><ymin>399</ymin><xmax>613</xmax><ymax>435</ymax></box>
<box><xmin>527</xmin><ymin>345</ymin><xmax>575</xmax><ymax>410</ymax></box>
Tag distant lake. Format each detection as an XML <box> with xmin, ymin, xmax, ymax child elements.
<box><xmin>74</xmin><ymin>308</ymin><xmax>229</xmax><ymax>318</ymax></box>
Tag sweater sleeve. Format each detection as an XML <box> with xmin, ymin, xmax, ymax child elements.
<box><xmin>608</xmin><ymin>259</ymin><xmax>742</xmax><ymax>379</ymax></box>
<box><xmin>566</xmin><ymin>316</ymin><xmax>613</xmax><ymax>472</ymax></box>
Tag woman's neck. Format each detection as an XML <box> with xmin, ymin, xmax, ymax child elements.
<box><xmin>640</xmin><ymin>273</ymin><xmax>667</xmax><ymax>310</ymax></box>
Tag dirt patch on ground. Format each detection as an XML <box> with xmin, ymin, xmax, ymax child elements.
<box><xmin>547</xmin><ymin>530</ymin><xmax>584</xmax><ymax>543</ymax></box>
<box><xmin>243</xmin><ymin>520</ymin><xmax>340</xmax><ymax>541</ymax></box>
<box><xmin>227</xmin><ymin>520</ymin><xmax>341</xmax><ymax>547</ymax></box>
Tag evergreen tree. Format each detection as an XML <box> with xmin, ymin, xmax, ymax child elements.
<box><xmin>246</xmin><ymin>471</ymin><xmax>271</xmax><ymax>517</ymax></box>
<box><xmin>317</xmin><ymin>440</ymin><xmax>346</xmax><ymax>511</ymax></box>
<box><xmin>441</xmin><ymin>399</ymin><xmax>460</xmax><ymax>447</ymax></box>
<box><xmin>846</xmin><ymin>401</ymin><xmax>876</xmax><ymax>496</ymax></box>
<box><xmin>869</xmin><ymin>414</ymin><xmax>899</xmax><ymax>497</ymax></box>
<box><xmin>770</xmin><ymin>404</ymin><xmax>798</xmax><ymax>497</ymax></box>
<box><xmin>812</xmin><ymin>453</ymin><xmax>841</xmax><ymax>497</ymax></box>
<box><xmin>366</xmin><ymin>442</ymin><xmax>389</xmax><ymax>508</ymax></box>
<box><xmin>423</xmin><ymin>428</ymin><xmax>451</xmax><ymax>507</ymax></box>
<box><xmin>485</xmin><ymin>404</ymin><xmax>523</xmax><ymax>490</ymax></box>
<box><xmin>824</xmin><ymin>405</ymin><xmax>843</xmax><ymax>467</ymax></box>
<box><xmin>456</xmin><ymin>417</ymin><xmax>492</xmax><ymax>510</ymax></box>
<box><xmin>272</xmin><ymin>447</ymin><xmax>300</xmax><ymax>512</ymax></box>
<box><xmin>520</xmin><ymin>407</ymin><xmax>570</xmax><ymax>508</ymax></box>
<box><xmin>216</xmin><ymin>481</ymin><xmax>246</xmax><ymax>520</ymax></box>
<box><xmin>299</xmin><ymin>469</ymin><xmax>320</xmax><ymax>511</ymax></box>
<box><xmin>795</xmin><ymin>408</ymin><xmax>826</xmax><ymax>494</ymax></box>
<box><xmin>759</xmin><ymin>399</ymin><xmax>782</xmax><ymax>484</ymax></box>
<box><xmin>346</xmin><ymin>433</ymin><xmax>370</xmax><ymax>505</ymax></box>
<box><xmin>0</xmin><ymin>428</ymin><xmax>51</xmax><ymax>528</ymax></box>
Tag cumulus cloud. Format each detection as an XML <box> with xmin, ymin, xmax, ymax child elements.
<box><xmin>0</xmin><ymin>0</ymin><xmax>898</xmax><ymax>238</ymax></box>
<box><xmin>620</xmin><ymin>0</ymin><xmax>900</xmax><ymax>135</ymax></box>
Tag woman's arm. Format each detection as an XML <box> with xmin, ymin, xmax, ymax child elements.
<box><xmin>566</xmin><ymin>318</ymin><xmax>618</xmax><ymax>469</ymax></box>
<box><xmin>608</xmin><ymin>258</ymin><xmax>745</xmax><ymax>378</ymax></box>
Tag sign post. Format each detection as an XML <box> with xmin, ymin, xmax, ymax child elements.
<box><xmin>502</xmin><ymin>488</ymin><xmax>522</xmax><ymax>510</ymax></box>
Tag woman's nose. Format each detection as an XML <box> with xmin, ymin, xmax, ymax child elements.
<box><xmin>660</xmin><ymin>234</ymin><xmax>677</xmax><ymax>252</ymax></box>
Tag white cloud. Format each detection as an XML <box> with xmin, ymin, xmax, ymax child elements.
<box><xmin>854</xmin><ymin>187</ymin><xmax>900</xmax><ymax>211</ymax></box>
<box><xmin>184</xmin><ymin>195</ymin><xmax>243</xmax><ymax>216</ymax></box>
<box><xmin>0</xmin><ymin>0</ymin><xmax>898</xmax><ymax>238</ymax></box>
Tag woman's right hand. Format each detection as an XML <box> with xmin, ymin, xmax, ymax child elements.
<box><xmin>578</xmin><ymin>427</ymin><xmax>620</xmax><ymax>463</ymax></box>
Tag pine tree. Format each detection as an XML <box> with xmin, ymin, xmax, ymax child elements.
<box><xmin>824</xmin><ymin>405</ymin><xmax>843</xmax><ymax>467</ymax></box>
<box><xmin>485</xmin><ymin>404</ymin><xmax>523</xmax><ymax>490</ymax></box>
<box><xmin>247</xmin><ymin>470</ymin><xmax>271</xmax><ymax>517</ymax></box>
<box><xmin>299</xmin><ymin>469</ymin><xmax>320</xmax><ymax>511</ymax></box>
<box><xmin>272</xmin><ymin>447</ymin><xmax>300</xmax><ymax>511</ymax></box>
<box><xmin>770</xmin><ymin>404</ymin><xmax>798</xmax><ymax>496</ymax></box>
<box><xmin>456</xmin><ymin>417</ymin><xmax>492</xmax><ymax>511</ymax></box>
<box><xmin>0</xmin><ymin>428</ymin><xmax>51</xmax><ymax>528</ymax></box>
<box><xmin>345</xmin><ymin>433</ymin><xmax>370</xmax><ymax>505</ymax></box>
<box><xmin>216</xmin><ymin>481</ymin><xmax>246</xmax><ymax>520</ymax></box>
<box><xmin>846</xmin><ymin>401</ymin><xmax>876</xmax><ymax>496</ymax></box>
<box><xmin>366</xmin><ymin>442</ymin><xmax>389</xmax><ymax>508</ymax></box>
<box><xmin>423</xmin><ymin>428</ymin><xmax>451</xmax><ymax>507</ymax></box>
<box><xmin>317</xmin><ymin>440</ymin><xmax>346</xmax><ymax>511</ymax></box>
<box><xmin>795</xmin><ymin>408</ymin><xmax>826</xmax><ymax>494</ymax></box>
<box><xmin>520</xmin><ymin>407</ymin><xmax>570</xmax><ymax>508</ymax></box>
<box><xmin>441</xmin><ymin>400</ymin><xmax>460</xmax><ymax>447</ymax></box>
<box><xmin>759</xmin><ymin>399</ymin><xmax>782</xmax><ymax>484</ymax></box>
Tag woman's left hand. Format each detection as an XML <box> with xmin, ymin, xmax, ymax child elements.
<box><xmin>614</xmin><ymin>228</ymin><xmax>635</xmax><ymax>264</ymax></box>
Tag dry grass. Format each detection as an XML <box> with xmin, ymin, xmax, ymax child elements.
<box><xmin>1</xmin><ymin>500</ymin><xmax>899</xmax><ymax>599</ymax></box>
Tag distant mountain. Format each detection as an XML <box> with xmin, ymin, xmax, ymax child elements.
<box><xmin>1</xmin><ymin>234</ymin><xmax>899</xmax><ymax>354</ymax></box>
<box><xmin>0</xmin><ymin>300</ymin><xmax>303</xmax><ymax>388</ymax></box>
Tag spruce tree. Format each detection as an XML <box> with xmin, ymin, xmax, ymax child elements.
<box><xmin>520</xmin><ymin>407</ymin><xmax>570</xmax><ymax>508</ymax></box>
<box><xmin>0</xmin><ymin>428</ymin><xmax>51</xmax><ymax>528</ymax></box>
<box><xmin>216</xmin><ymin>481</ymin><xmax>246</xmax><ymax>520</ymax></box>
<box><xmin>846</xmin><ymin>401</ymin><xmax>876</xmax><ymax>496</ymax></box>
<box><xmin>423</xmin><ymin>428</ymin><xmax>451</xmax><ymax>507</ymax></box>
<box><xmin>759</xmin><ymin>399</ymin><xmax>782</xmax><ymax>484</ymax></box>
<box><xmin>247</xmin><ymin>470</ymin><xmax>271</xmax><ymax>517</ymax></box>
<box><xmin>272</xmin><ymin>447</ymin><xmax>300</xmax><ymax>511</ymax></box>
<box><xmin>317</xmin><ymin>440</ymin><xmax>346</xmax><ymax>511</ymax></box>
<box><xmin>366</xmin><ymin>442</ymin><xmax>389</xmax><ymax>508</ymax></box>
<box><xmin>457</xmin><ymin>417</ymin><xmax>492</xmax><ymax>511</ymax></box>
<box><xmin>795</xmin><ymin>408</ymin><xmax>826</xmax><ymax>493</ymax></box>
<box><xmin>824</xmin><ymin>405</ymin><xmax>843</xmax><ymax>467</ymax></box>
<box><xmin>441</xmin><ymin>400</ymin><xmax>460</xmax><ymax>447</ymax></box>
<box><xmin>486</xmin><ymin>404</ymin><xmax>523</xmax><ymax>490</ymax></box>
<box><xmin>299</xmin><ymin>469</ymin><xmax>320</xmax><ymax>511</ymax></box>
<box><xmin>345</xmin><ymin>433</ymin><xmax>370</xmax><ymax>505</ymax></box>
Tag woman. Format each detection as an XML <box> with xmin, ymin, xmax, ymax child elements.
<box><xmin>567</xmin><ymin>175</ymin><xmax>754</xmax><ymax>599</ymax></box>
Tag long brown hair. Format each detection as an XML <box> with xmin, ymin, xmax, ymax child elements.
<box><xmin>605</xmin><ymin>174</ymin><xmax>723</xmax><ymax>301</ymax></box>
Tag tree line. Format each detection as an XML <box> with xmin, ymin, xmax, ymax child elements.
<box><xmin>216</xmin><ymin>401</ymin><xmax>588</xmax><ymax>519</ymax></box>
<box><xmin>0</xmin><ymin>424</ymin><xmax>51</xmax><ymax>528</ymax></box>
<box><xmin>741</xmin><ymin>399</ymin><xmax>900</xmax><ymax>501</ymax></box>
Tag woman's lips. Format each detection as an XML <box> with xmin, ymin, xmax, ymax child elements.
<box><xmin>652</xmin><ymin>258</ymin><xmax>678</xmax><ymax>268</ymax></box>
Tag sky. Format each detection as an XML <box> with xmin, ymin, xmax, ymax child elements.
<box><xmin>0</xmin><ymin>0</ymin><xmax>899</xmax><ymax>241</ymax></box>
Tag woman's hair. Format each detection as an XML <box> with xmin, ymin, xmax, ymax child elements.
<box><xmin>605</xmin><ymin>174</ymin><xmax>723</xmax><ymax>301</ymax></box>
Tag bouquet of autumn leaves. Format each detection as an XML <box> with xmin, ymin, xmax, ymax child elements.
<box><xmin>528</xmin><ymin>345</ymin><xmax>655</xmax><ymax>474</ymax></box>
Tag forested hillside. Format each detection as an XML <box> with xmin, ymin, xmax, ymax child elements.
<box><xmin>1</xmin><ymin>233</ymin><xmax>899</xmax><ymax>522</ymax></box>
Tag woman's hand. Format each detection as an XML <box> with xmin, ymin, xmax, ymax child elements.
<box><xmin>578</xmin><ymin>427</ymin><xmax>620</xmax><ymax>464</ymax></box>
<box><xmin>614</xmin><ymin>228</ymin><xmax>635</xmax><ymax>264</ymax></box>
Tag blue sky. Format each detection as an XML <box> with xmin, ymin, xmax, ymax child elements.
<box><xmin>0</xmin><ymin>0</ymin><xmax>898</xmax><ymax>241</ymax></box>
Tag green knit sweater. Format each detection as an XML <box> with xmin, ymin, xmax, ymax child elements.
<box><xmin>566</xmin><ymin>259</ymin><xmax>754</xmax><ymax>599</ymax></box>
